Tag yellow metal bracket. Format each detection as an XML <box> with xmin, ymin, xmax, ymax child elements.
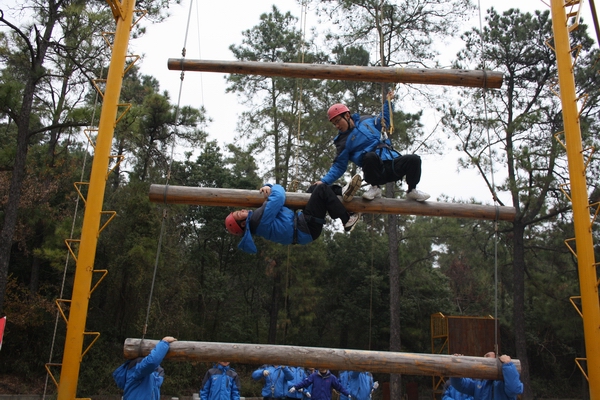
<box><xmin>132</xmin><ymin>10</ymin><xmax>147</xmax><ymax>29</ymax></box>
<box><xmin>91</xmin><ymin>78</ymin><xmax>107</xmax><ymax>100</ymax></box>
<box><xmin>83</xmin><ymin>128</ymin><xmax>98</xmax><ymax>149</ymax></box>
<box><xmin>99</xmin><ymin>211</ymin><xmax>117</xmax><ymax>235</ymax></box>
<box><xmin>56</xmin><ymin>299</ymin><xmax>71</xmax><ymax>324</ymax></box>
<box><xmin>101</xmin><ymin>31</ymin><xmax>116</xmax><ymax>51</ymax></box>
<box><xmin>564</xmin><ymin>237</ymin><xmax>577</xmax><ymax>257</ymax></box>
<box><xmin>575</xmin><ymin>357</ymin><xmax>588</xmax><ymax>380</ymax></box>
<box><xmin>554</xmin><ymin>130</ymin><xmax>566</xmax><ymax>150</ymax></box>
<box><xmin>65</xmin><ymin>239</ymin><xmax>81</xmax><ymax>263</ymax></box>
<box><xmin>107</xmin><ymin>155</ymin><xmax>125</xmax><ymax>180</ymax></box>
<box><xmin>115</xmin><ymin>103</ymin><xmax>132</xmax><ymax>125</ymax></box>
<box><xmin>570</xmin><ymin>295</ymin><xmax>583</xmax><ymax>318</ymax></box>
<box><xmin>559</xmin><ymin>182</ymin><xmax>572</xmax><ymax>202</ymax></box>
<box><xmin>45</xmin><ymin>363</ymin><xmax>61</xmax><ymax>388</ymax></box>
<box><xmin>74</xmin><ymin>182</ymin><xmax>90</xmax><ymax>205</ymax></box>
<box><xmin>124</xmin><ymin>55</ymin><xmax>141</xmax><ymax>75</ymax></box>
<box><xmin>90</xmin><ymin>270</ymin><xmax>109</xmax><ymax>296</ymax></box>
<box><xmin>588</xmin><ymin>202</ymin><xmax>600</xmax><ymax>226</ymax></box>
<box><xmin>81</xmin><ymin>331</ymin><xmax>101</xmax><ymax>359</ymax></box>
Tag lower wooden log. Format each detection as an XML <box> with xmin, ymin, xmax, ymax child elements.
<box><xmin>149</xmin><ymin>184</ymin><xmax>515</xmax><ymax>222</ymax></box>
<box><xmin>124</xmin><ymin>339</ymin><xmax>519</xmax><ymax>380</ymax></box>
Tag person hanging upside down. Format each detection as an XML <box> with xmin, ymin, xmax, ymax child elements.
<box><xmin>316</xmin><ymin>91</ymin><xmax>429</xmax><ymax>202</ymax></box>
<box><xmin>225</xmin><ymin>184</ymin><xmax>360</xmax><ymax>254</ymax></box>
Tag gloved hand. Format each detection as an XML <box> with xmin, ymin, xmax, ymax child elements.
<box><xmin>289</xmin><ymin>387</ymin><xmax>296</xmax><ymax>394</ymax></box>
<box><xmin>373</xmin><ymin>381</ymin><xmax>379</xmax><ymax>390</ymax></box>
<box><xmin>305</xmin><ymin>392</ymin><xmax>311</xmax><ymax>398</ymax></box>
<box><xmin>263</xmin><ymin>370</ymin><xmax>270</xmax><ymax>376</ymax></box>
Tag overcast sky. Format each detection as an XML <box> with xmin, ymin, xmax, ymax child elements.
<box><xmin>132</xmin><ymin>0</ymin><xmax>598</xmax><ymax>204</ymax></box>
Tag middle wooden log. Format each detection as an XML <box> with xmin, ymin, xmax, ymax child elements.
<box><xmin>149</xmin><ymin>184</ymin><xmax>516</xmax><ymax>222</ymax></box>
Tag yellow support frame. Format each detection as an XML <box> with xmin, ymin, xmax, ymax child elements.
<box><xmin>551</xmin><ymin>1</ymin><xmax>600</xmax><ymax>398</ymax></box>
<box><xmin>54</xmin><ymin>1</ymin><xmax>136</xmax><ymax>399</ymax></box>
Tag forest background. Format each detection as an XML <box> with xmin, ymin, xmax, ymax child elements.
<box><xmin>0</xmin><ymin>0</ymin><xmax>599</xmax><ymax>399</ymax></box>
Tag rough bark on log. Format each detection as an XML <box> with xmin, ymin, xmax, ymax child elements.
<box><xmin>124</xmin><ymin>339</ymin><xmax>519</xmax><ymax>380</ymax></box>
<box><xmin>167</xmin><ymin>59</ymin><xmax>503</xmax><ymax>89</ymax></box>
<box><xmin>149</xmin><ymin>184</ymin><xmax>515</xmax><ymax>222</ymax></box>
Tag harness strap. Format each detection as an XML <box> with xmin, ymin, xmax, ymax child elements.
<box><xmin>293</xmin><ymin>212</ymin><xmax>298</xmax><ymax>245</ymax></box>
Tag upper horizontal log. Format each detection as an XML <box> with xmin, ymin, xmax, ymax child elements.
<box><xmin>149</xmin><ymin>184</ymin><xmax>515</xmax><ymax>222</ymax></box>
<box><xmin>124</xmin><ymin>339</ymin><xmax>519</xmax><ymax>380</ymax></box>
<box><xmin>167</xmin><ymin>59</ymin><xmax>503</xmax><ymax>89</ymax></box>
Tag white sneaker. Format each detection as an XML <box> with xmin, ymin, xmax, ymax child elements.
<box><xmin>362</xmin><ymin>186</ymin><xmax>382</xmax><ymax>200</ymax></box>
<box><xmin>344</xmin><ymin>213</ymin><xmax>361</xmax><ymax>232</ymax></box>
<box><xmin>406</xmin><ymin>189</ymin><xmax>430</xmax><ymax>202</ymax></box>
<box><xmin>342</xmin><ymin>174</ymin><xmax>362</xmax><ymax>202</ymax></box>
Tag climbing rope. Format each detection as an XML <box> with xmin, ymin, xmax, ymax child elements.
<box><xmin>284</xmin><ymin>0</ymin><xmax>310</xmax><ymax>345</ymax></box>
<box><xmin>477</xmin><ymin>0</ymin><xmax>500</xmax><ymax>352</ymax></box>
<box><xmin>143</xmin><ymin>0</ymin><xmax>198</xmax><ymax>339</ymax></box>
<box><xmin>288</xmin><ymin>0</ymin><xmax>309</xmax><ymax>192</ymax></box>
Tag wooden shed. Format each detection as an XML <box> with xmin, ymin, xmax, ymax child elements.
<box><xmin>431</xmin><ymin>313</ymin><xmax>500</xmax><ymax>399</ymax></box>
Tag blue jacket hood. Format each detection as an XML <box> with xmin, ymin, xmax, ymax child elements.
<box><xmin>237</xmin><ymin>211</ymin><xmax>257</xmax><ymax>254</ymax></box>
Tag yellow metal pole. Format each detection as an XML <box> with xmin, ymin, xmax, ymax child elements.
<box><xmin>551</xmin><ymin>1</ymin><xmax>600</xmax><ymax>398</ymax></box>
<box><xmin>56</xmin><ymin>0</ymin><xmax>136</xmax><ymax>398</ymax></box>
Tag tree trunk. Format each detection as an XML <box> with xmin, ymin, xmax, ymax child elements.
<box><xmin>268</xmin><ymin>262</ymin><xmax>281</xmax><ymax>344</ymax></box>
<box><xmin>0</xmin><ymin>82</ymin><xmax>36</xmax><ymax>315</ymax></box>
<box><xmin>512</xmin><ymin>222</ymin><xmax>532</xmax><ymax>399</ymax></box>
<box><xmin>0</xmin><ymin>1</ymin><xmax>57</xmax><ymax>315</ymax></box>
<box><xmin>386</xmin><ymin>183</ymin><xmax>402</xmax><ymax>398</ymax></box>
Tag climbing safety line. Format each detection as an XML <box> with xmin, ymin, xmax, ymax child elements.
<box><xmin>477</xmin><ymin>0</ymin><xmax>501</xmax><ymax>353</ymax></box>
<box><xmin>144</xmin><ymin>0</ymin><xmax>197</xmax><ymax>340</ymax></box>
<box><xmin>289</xmin><ymin>0</ymin><xmax>309</xmax><ymax>192</ymax></box>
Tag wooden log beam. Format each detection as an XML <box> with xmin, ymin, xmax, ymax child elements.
<box><xmin>124</xmin><ymin>339</ymin><xmax>520</xmax><ymax>380</ymax></box>
<box><xmin>149</xmin><ymin>184</ymin><xmax>515</xmax><ymax>222</ymax></box>
<box><xmin>167</xmin><ymin>59</ymin><xmax>503</xmax><ymax>89</ymax></box>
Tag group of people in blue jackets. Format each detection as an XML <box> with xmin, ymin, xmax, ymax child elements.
<box><xmin>252</xmin><ymin>365</ymin><xmax>379</xmax><ymax>400</ymax></box>
<box><xmin>111</xmin><ymin>337</ymin><xmax>521</xmax><ymax>400</ymax></box>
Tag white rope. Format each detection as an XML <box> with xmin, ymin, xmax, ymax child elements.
<box><xmin>477</xmin><ymin>0</ymin><xmax>500</xmax><ymax>353</ymax></box>
<box><xmin>142</xmin><ymin>0</ymin><xmax>195</xmax><ymax>339</ymax></box>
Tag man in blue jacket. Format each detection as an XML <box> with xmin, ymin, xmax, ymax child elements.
<box><xmin>339</xmin><ymin>370</ymin><xmax>378</xmax><ymax>400</ymax></box>
<box><xmin>450</xmin><ymin>352</ymin><xmax>523</xmax><ymax>400</ymax></box>
<box><xmin>225</xmin><ymin>184</ymin><xmax>360</xmax><ymax>254</ymax></box>
<box><xmin>289</xmin><ymin>368</ymin><xmax>350</xmax><ymax>400</ymax></box>
<box><xmin>286</xmin><ymin>366</ymin><xmax>310</xmax><ymax>400</ymax></box>
<box><xmin>252</xmin><ymin>365</ymin><xmax>295</xmax><ymax>400</ymax></box>
<box><xmin>320</xmin><ymin>92</ymin><xmax>429</xmax><ymax>202</ymax></box>
<box><xmin>200</xmin><ymin>361</ymin><xmax>241</xmax><ymax>400</ymax></box>
<box><xmin>112</xmin><ymin>336</ymin><xmax>177</xmax><ymax>400</ymax></box>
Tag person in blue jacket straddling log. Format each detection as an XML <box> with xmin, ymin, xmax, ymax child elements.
<box><xmin>319</xmin><ymin>91</ymin><xmax>429</xmax><ymax>203</ymax></box>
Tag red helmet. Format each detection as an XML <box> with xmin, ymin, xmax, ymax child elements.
<box><xmin>225</xmin><ymin>212</ymin><xmax>244</xmax><ymax>236</ymax></box>
<box><xmin>327</xmin><ymin>103</ymin><xmax>350</xmax><ymax>121</ymax></box>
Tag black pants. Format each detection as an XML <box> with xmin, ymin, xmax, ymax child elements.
<box><xmin>304</xmin><ymin>183</ymin><xmax>350</xmax><ymax>239</ymax></box>
<box><xmin>362</xmin><ymin>152</ymin><xmax>422</xmax><ymax>190</ymax></box>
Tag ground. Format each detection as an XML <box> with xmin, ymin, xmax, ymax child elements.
<box><xmin>0</xmin><ymin>374</ymin><xmax>45</xmax><ymax>395</ymax></box>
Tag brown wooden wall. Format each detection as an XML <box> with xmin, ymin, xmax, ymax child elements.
<box><xmin>447</xmin><ymin>316</ymin><xmax>500</xmax><ymax>356</ymax></box>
